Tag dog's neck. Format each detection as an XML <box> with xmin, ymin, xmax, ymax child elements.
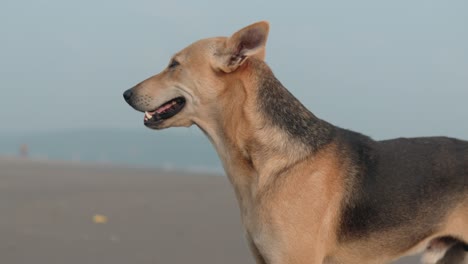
<box><xmin>195</xmin><ymin>59</ymin><xmax>335</xmax><ymax>197</ymax></box>
<box><xmin>254</xmin><ymin>59</ymin><xmax>336</xmax><ymax>153</ymax></box>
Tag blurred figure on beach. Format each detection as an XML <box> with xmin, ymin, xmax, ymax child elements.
<box><xmin>19</xmin><ymin>144</ymin><xmax>28</xmax><ymax>158</ymax></box>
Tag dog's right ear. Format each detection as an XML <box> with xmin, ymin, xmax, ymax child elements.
<box><xmin>215</xmin><ymin>21</ymin><xmax>270</xmax><ymax>73</ymax></box>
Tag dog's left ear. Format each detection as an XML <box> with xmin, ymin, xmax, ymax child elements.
<box><xmin>215</xmin><ymin>21</ymin><xmax>270</xmax><ymax>73</ymax></box>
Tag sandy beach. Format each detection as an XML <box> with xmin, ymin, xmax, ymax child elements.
<box><xmin>0</xmin><ymin>158</ymin><xmax>420</xmax><ymax>264</ymax></box>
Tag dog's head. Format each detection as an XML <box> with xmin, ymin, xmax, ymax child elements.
<box><xmin>123</xmin><ymin>21</ymin><xmax>269</xmax><ymax>129</ymax></box>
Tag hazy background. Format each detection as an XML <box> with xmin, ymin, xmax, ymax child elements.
<box><xmin>1</xmin><ymin>0</ymin><xmax>467</xmax><ymax>170</ymax></box>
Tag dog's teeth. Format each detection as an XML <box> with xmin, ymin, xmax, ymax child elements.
<box><xmin>145</xmin><ymin>112</ymin><xmax>153</xmax><ymax>119</ymax></box>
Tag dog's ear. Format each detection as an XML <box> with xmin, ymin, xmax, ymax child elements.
<box><xmin>215</xmin><ymin>21</ymin><xmax>269</xmax><ymax>73</ymax></box>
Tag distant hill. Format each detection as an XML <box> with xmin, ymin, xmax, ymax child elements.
<box><xmin>0</xmin><ymin>128</ymin><xmax>222</xmax><ymax>173</ymax></box>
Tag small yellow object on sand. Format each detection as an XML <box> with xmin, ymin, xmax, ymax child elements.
<box><xmin>93</xmin><ymin>214</ymin><xmax>108</xmax><ymax>224</ymax></box>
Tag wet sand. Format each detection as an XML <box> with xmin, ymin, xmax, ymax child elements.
<box><xmin>0</xmin><ymin>158</ymin><xmax>420</xmax><ymax>263</ymax></box>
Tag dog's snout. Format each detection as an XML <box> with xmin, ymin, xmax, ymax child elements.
<box><xmin>123</xmin><ymin>89</ymin><xmax>133</xmax><ymax>103</ymax></box>
<box><xmin>123</xmin><ymin>87</ymin><xmax>151</xmax><ymax>112</ymax></box>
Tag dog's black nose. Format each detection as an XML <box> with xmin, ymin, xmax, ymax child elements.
<box><xmin>123</xmin><ymin>89</ymin><xmax>133</xmax><ymax>103</ymax></box>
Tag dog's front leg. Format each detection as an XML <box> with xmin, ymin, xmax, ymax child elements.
<box><xmin>246</xmin><ymin>235</ymin><xmax>267</xmax><ymax>264</ymax></box>
<box><xmin>268</xmin><ymin>245</ymin><xmax>325</xmax><ymax>264</ymax></box>
<box><xmin>248</xmin><ymin>233</ymin><xmax>325</xmax><ymax>264</ymax></box>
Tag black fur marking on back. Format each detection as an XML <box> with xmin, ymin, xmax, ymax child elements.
<box><xmin>254</xmin><ymin>59</ymin><xmax>335</xmax><ymax>152</ymax></box>
<box><xmin>338</xmin><ymin>130</ymin><xmax>468</xmax><ymax>248</ymax></box>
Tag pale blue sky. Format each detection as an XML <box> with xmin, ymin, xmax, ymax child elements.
<box><xmin>1</xmin><ymin>0</ymin><xmax>467</xmax><ymax>139</ymax></box>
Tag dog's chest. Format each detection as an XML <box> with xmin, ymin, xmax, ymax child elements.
<box><xmin>244</xmin><ymin>211</ymin><xmax>280</xmax><ymax>262</ymax></box>
<box><xmin>238</xmin><ymin>191</ymin><xmax>283</xmax><ymax>262</ymax></box>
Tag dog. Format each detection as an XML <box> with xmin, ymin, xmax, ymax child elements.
<box><xmin>123</xmin><ymin>21</ymin><xmax>468</xmax><ymax>264</ymax></box>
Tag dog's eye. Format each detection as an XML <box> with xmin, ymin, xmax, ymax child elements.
<box><xmin>168</xmin><ymin>59</ymin><xmax>180</xmax><ymax>69</ymax></box>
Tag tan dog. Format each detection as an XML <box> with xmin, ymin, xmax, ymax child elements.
<box><xmin>123</xmin><ymin>21</ymin><xmax>468</xmax><ymax>264</ymax></box>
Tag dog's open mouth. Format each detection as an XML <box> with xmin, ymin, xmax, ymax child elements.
<box><xmin>144</xmin><ymin>97</ymin><xmax>186</xmax><ymax>127</ymax></box>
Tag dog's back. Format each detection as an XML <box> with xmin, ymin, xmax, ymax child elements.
<box><xmin>338</xmin><ymin>129</ymin><xmax>468</xmax><ymax>255</ymax></box>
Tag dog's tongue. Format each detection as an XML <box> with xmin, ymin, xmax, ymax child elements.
<box><xmin>144</xmin><ymin>100</ymin><xmax>178</xmax><ymax>121</ymax></box>
<box><xmin>156</xmin><ymin>100</ymin><xmax>177</xmax><ymax>114</ymax></box>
